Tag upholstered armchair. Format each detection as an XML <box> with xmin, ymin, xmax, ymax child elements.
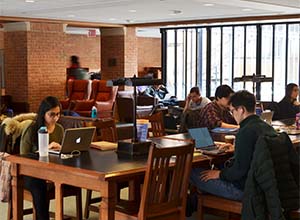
<box><xmin>60</xmin><ymin>79</ymin><xmax>91</xmax><ymax>110</ymax></box>
<box><xmin>72</xmin><ymin>80</ymin><xmax>118</xmax><ymax>118</ymax></box>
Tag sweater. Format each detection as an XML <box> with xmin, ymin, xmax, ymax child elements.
<box><xmin>20</xmin><ymin>123</ymin><xmax>64</xmax><ymax>154</ymax></box>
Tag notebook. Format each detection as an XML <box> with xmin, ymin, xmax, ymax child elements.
<box><xmin>188</xmin><ymin>127</ymin><xmax>226</xmax><ymax>155</ymax></box>
<box><xmin>260</xmin><ymin>111</ymin><xmax>274</xmax><ymax>125</ymax></box>
<box><xmin>49</xmin><ymin>127</ymin><xmax>96</xmax><ymax>154</ymax></box>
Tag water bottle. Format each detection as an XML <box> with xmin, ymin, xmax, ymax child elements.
<box><xmin>296</xmin><ymin>113</ymin><xmax>300</xmax><ymax>130</ymax></box>
<box><xmin>91</xmin><ymin>106</ymin><xmax>97</xmax><ymax>119</ymax></box>
<box><xmin>38</xmin><ymin>126</ymin><xmax>49</xmax><ymax>157</ymax></box>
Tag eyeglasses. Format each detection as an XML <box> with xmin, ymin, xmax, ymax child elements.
<box><xmin>47</xmin><ymin>112</ymin><xmax>61</xmax><ymax>118</ymax></box>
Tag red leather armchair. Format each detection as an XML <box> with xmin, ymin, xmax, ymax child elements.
<box><xmin>60</xmin><ymin>79</ymin><xmax>91</xmax><ymax>110</ymax></box>
<box><xmin>73</xmin><ymin>80</ymin><xmax>118</xmax><ymax>118</ymax></box>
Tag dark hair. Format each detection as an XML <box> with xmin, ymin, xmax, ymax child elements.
<box><xmin>189</xmin><ymin>87</ymin><xmax>200</xmax><ymax>95</ymax></box>
<box><xmin>285</xmin><ymin>83</ymin><xmax>298</xmax><ymax>99</ymax></box>
<box><xmin>215</xmin><ymin>85</ymin><xmax>234</xmax><ymax>100</ymax></box>
<box><xmin>31</xmin><ymin>96</ymin><xmax>61</xmax><ymax>145</ymax></box>
<box><xmin>71</xmin><ymin>55</ymin><xmax>79</xmax><ymax>65</ymax></box>
<box><xmin>229</xmin><ymin>90</ymin><xmax>256</xmax><ymax>113</ymax></box>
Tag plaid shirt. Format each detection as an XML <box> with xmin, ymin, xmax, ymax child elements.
<box><xmin>198</xmin><ymin>101</ymin><xmax>236</xmax><ymax>130</ymax></box>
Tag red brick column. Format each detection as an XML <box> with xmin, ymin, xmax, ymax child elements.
<box><xmin>101</xmin><ymin>27</ymin><xmax>137</xmax><ymax>80</ymax></box>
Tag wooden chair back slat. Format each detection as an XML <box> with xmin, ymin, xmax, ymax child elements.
<box><xmin>138</xmin><ymin>143</ymin><xmax>194</xmax><ymax>220</ymax></box>
<box><xmin>149</xmin><ymin>111</ymin><xmax>165</xmax><ymax>137</ymax></box>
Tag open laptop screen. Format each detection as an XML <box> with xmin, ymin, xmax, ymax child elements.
<box><xmin>188</xmin><ymin>127</ymin><xmax>215</xmax><ymax>149</ymax></box>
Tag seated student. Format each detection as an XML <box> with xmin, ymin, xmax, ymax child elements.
<box><xmin>190</xmin><ymin>90</ymin><xmax>277</xmax><ymax>201</ymax></box>
<box><xmin>198</xmin><ymin>84</ymin><xmax>238</xmax><ymax>130</ymax></box>
<box><xmin>179</xmin><ymin>87</ymin><xmax>211</xmax><ymax>131</ymax></box>
<box><xmin>183</xmin><ymin>87</ymin><xmax>211</xmax><ymax>112</ymax></box>
<box><xmin>278</xmin><ymin>83</ymin><xmax>300</xmax><ymax>119</ymax></box>
<box><xmin>20</xmin><ymin>96</ymin><xmax>63</xmax><ymax>220</ymax></box>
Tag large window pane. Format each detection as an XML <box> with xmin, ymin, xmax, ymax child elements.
<box><xmin>166</xmin><ymin>30</ymin><xmax>175</xmax><ymax>97</ymax></box>
<box><xmin>197</xmin><ymin>28</ymin><xmax>207</xmax><ymax>96</ymax></box>
<box><xmin>186</xmin><ymin>29</ymin><xmax>197</xmax><ymax>94</ymax></box>
<box><xmin>287</xmin><ymin>24</ymin><xmax>300</xmax><ymax>84</ymax></box>
<box><xmin>176</xmin><ymin>30</ymin><xmax>185</xmax><ymax>99</ymax></box>
<box><xmin>211</xmin><ymin>28</ymin><xmax>221</xmax><ymax>96</ymax></box>
<box><xmin>261</xmin><ymin>25</ymin><xmax>273</xmax><ymax>77</ymax></box>
<box><xmin>274</xmin><ymin>24</ymin><xmax>287</xmax><ymax>101</ymax></box>
<box><xmin>222</xmin><ymin>27</ymin><xmax>233</xmax><ymax>86</ymax></box>
<box><xmin>246</xmin><ymin>26</ymin><xmax>256</xmax><ymax>76</ymax></box>
<box><xmin>233</xmin><ymin>26</ymin><xmax>244</xmax><ymax>91</ymax></box>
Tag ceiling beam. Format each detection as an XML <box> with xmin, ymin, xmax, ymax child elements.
<box><xmin>0</xmin><ymin>16</ymin><xmax>124</xmax><ymax>28</ymax></box>
<box><xmin>126</xmin><ymin>14</ymin><xmax>300</xmax><ymax>27</ymax></box>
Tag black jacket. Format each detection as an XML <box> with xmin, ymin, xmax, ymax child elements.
<box><xmin>220</xmin><ymin>115</ymin><xmax>277</xmax><ymax>190</ymax></box>
<box><xmin>278</xmin><ymin>97</ymin><xmax>300</xmax><ymax>120</ymax></box>
<box><xmin>242</xmin><ymin>133</ymin><xmax>299</xmax><ymax>219</ymax></box>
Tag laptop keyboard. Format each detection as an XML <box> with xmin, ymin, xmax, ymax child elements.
<box><xmin>200</xmin><ymin>145</ymin><xmax>218</xmax><ymax>151</ymax></box>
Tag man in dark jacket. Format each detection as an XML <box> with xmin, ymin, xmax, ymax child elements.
<box><xmin>190</xmin><ymin>90</ymin><xmax>277</xmax><ymax>200</ymax></box>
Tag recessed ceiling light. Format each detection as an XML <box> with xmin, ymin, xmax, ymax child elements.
<box><xmin>25</xmin><ymin>0</ymin><xmax>35</xmax><ymax>3</ymax></box>
<box><xmin>67</xmin><ymin>14</ymin><xmax>75</xmax><ymax>18</ymax></box>
<box><xmin>242</xmin><ymin>8</ymin><xmax>253</xmax><ymax>11</ymax></box>
<box><xmin>169</xmin><ymin>10</ymin><xmax>182</xmax><ymax>15</ymax></box>
<box><xmin>109</xmin><ymin>18</ymin><xmax>116</xmax><ymax>21</ymax></box>
<box><xmin>129</xmin><ymin>9</ymin><xmax>137</xmax><ymax>13</ymax></box>
<box><xmin>203</xmin><ymin>3</ymin><xmax>214</xmax><ymax>7</ymax></box>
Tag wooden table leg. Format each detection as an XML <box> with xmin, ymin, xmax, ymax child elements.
<box><xmin>55</xmin><ymin>183</ymin><xmax>63</xmax><ymax>220</ymax></box>
<box><xmin>100</xmin><ymin>181</ymin><xmax>116</xmax><ymax>220</ymax></box>
<box><xmin>11</xmin><ymin>163</ymin><xmax>23</xmax><ymax>220</ymax></box>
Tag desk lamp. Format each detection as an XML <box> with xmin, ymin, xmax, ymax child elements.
<box><xmin>107</xmin><ymin>75</ymin><xmax>163</xmax><ymax>157</ymax></box>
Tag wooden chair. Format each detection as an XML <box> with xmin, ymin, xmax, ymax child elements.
<box><xmin>8</xmin><ymin>184</ymin><xmax>82</xmax><ymax>220</ymax></box>
<box><xmin>84</xmin><ymin>118</ymin><xmax>118</xmax><ymax>219</ymax></box>
<box><xmin>148</xmin><ymin>111</ymin><xmax>165</xmax><ymax>137</ymax></box>
<box><xmin>197</xmin><ymin>193</ymin><xmax>300</xmax><ymax>220</ymax></box>
<box><xmin>115</xmin><ymin>142</ymin><xmax>194</xmax><ymax>220</ymax></box>
<box><xmin>197</xmin><ymin>192</ymin><xmax>242</xmax><ymax>220</ymax></box>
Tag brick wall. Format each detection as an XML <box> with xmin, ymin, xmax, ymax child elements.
<box><xmin>0</xmin><ymin>30</ymin><xmax>4</xmax><ymax>49</ymax></box>
<box><xmin>138</xmin><ymin>37</ymin><xmax>161</xmax><ymax>76</ymax></box>
<box><xmin>124</xmin><ymin>27</ymin><xmax>138</xmax><ymax>78</ymax></box>
<box><xmin>64</xmin><ymin>34</ymin><xmax>101</xmax><ymax>71</ymax></box>
<box><xmin>4</xmin><ymin>31</ymin><xmax>28</xmax><ymax>103</ymax></box>
<box><xmin>27</xmin><ymin>22</ymin><xmax>66</xmax><ymax>111</ymax></box>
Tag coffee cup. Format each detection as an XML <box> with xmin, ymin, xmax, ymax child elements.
<box><xmin>224</xmin><ymin>135</ymin><xmax>235</xmax><ymax>145</ymax></box>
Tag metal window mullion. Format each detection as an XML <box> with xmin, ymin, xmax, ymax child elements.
<box><xmin>174</xmin><ymin>30</ymin><xmax>178</xmax><ymax>97</ymax></box>
<box><xmin>195</xmin><ymin>28</ymin><xmax>199</xmax><ymax>86</ymax></box>
<box><xmin>220</xmin><ymin>27</ymin><xmax>223</xmax><ymax>84</ymax></box>
<box><xmin>256</xmin><ymin>25</ymin><xmax>262</xmax><ymax>101</ymax></box>
<box><xmin>285</xmin><ymin>24</ymin><xmax>289</xmax><ymax>85</ymax></box>
<box><xmin>206</xmin><ymin>27</ymin><xmax>212</xmax><ymax>97</ymax></box>
<box><xmin>243</xmin><ymin>26</ymin><xmax>247</xmax><ymax>89</ymax></box>
<box><xmin>161</xmin><ymin>29</ymin><xmax>167</xmax><ymax>85</ymax></box>
<box><xmin>184</xmin><ymin>30</ymin><xmax>188</xmax><ymax>97</ymax></box>
<box><xmin>232</xmin><ymin>27</ymin><xmax>235</xmax><ymax>88</ymax></box>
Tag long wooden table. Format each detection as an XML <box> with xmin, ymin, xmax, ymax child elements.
<box><xmin>7</xmin><ymin>138</ymin><xmax>230</xmax><ymax>220</ymax></box>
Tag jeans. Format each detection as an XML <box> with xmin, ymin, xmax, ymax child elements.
<box><xmin>190</xmin><ymin>168</ymin><xmax>243</xmax><ymax>201</ymax></box>
<box><xmin>24</xmin><ymin>176</ymin><xmax>50</xmax><ymax>220</ymax></box>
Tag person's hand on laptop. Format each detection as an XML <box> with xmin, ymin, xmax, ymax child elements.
<box><xmin>48</xmin><ymin>142</ymin><xmax>61</xmax><ymax>151</ymax></box>
<box><xmin>218</xmin><ymin>143</ymin><xmax>234</xmax><ymax>153</ymax></box>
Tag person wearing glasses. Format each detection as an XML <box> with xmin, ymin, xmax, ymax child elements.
<box><xmin>20</xmin><ymin>96</ymin><xmax>63</xmax><ymax>220</ymax></box>
<box><xmin>198</xmin><ymin>84</ymin><xmax>238</xmax><ymax>130</ymax></box>
<box><xmin>278</xmin><ymin>83</ymin><xmax>300</xmax><ymax>120</ymax></box>
<box><xmin>190</xmin><ymin>90</ymin><xmax>277</xmax><ymax>201</ymax></box>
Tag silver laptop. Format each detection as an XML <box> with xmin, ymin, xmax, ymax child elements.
<box><xmin>49</xmin><ymin>127</ymin><xmax>96</xmax><ymax>154</ymax></box>
<box><xmin>188</xmin><ymin>127</ymin><xmax>225</xmax><ymax>155</ymax></box>
<box><xmin>260</xmin><ymin>111</ymin><xmax>274</xmax><ymax>125</ymax></box>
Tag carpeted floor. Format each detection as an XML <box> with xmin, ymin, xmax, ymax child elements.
<box><xmin>0</xmin><ymin>189</ymin><xmax>226</xmax><ymax>220</ymax></box>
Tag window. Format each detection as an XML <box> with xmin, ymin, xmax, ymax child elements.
<box><xmin>162</xmin><ymin>21</ymin><xmax>300</xmax><ymax>101</ymax></box>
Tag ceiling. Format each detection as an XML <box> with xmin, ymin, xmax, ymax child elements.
<box><xmin>0</xmin><ymin>0</ymin><xmax>300</xmax><ymax>26</ymax></box>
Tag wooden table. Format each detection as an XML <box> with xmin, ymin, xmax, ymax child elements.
<box><xmin>8</xmin><ymin>138</ymin><xmax>228</xmax><ymax>220</ymax></box>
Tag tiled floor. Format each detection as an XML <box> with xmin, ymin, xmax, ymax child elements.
<box><xmin>0</xmin><ymin>189</ymin><xmax>226</xmax><ymax>220</ymax></box>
